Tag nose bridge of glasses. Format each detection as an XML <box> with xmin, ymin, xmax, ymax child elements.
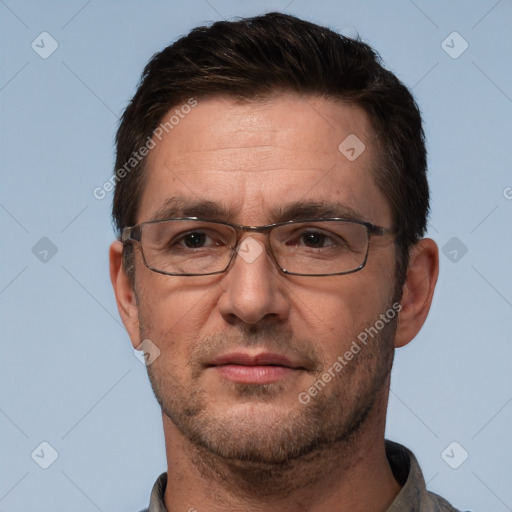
<box><xmin>231</xmin><ymin>223</ymin><xmax>273</xmax><ymax>246</ymax></box>
<box><xmin>228</xmin><ymin>224</ymin><xmax>278</xmax><ymax>271</ymax></box>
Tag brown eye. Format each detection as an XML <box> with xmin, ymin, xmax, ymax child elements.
<box><xmin>182</xmin><ymin>232</ymin><xmax>207</xmax><ymax>248</ymax></box>
<box><xmin>301</xmin><ymin>231</ymin><xmax>333</xmax><ymax>248</ymax></box>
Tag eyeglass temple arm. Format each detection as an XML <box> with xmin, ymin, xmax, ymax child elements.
<box><xmin>121</xmin><ymin>226</ymin><xmax>142</xmax><ymax>243</ymax></box>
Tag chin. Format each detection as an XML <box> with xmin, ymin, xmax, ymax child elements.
<box><xmin>163</xmin><ymin>388</ymin><xmax>372</xmax><ymax>466</ymax></box>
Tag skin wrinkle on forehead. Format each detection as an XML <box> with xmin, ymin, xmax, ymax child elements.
<box><xmin>144</xmin><ymin>95</ymin><xmax>375</xmax><ymax>168</ymax></box>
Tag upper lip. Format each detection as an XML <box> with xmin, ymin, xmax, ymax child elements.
<box><xmin>206</xmin><ymin>352</ymin><xmax>303</xmax><ymax>369</ymax></box>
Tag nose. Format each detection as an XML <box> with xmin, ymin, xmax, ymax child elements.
<box><xmin>217</xmin><ymin>235</ymin><xmax>291</xmax><ymax>326</ymax></box>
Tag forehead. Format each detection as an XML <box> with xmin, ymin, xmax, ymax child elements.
<box><xmin>139</xmin><ymin>95</ymin><xmax>391</xmax><ymax>226</ymax></box>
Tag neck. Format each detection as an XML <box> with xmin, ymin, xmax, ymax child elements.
<box><xmin>162</xmin><ymin>392</ymin><xmax>401</xmax><ymax>512</ymax></box>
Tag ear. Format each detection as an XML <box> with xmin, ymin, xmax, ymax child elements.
<box><xmin>109</xmin><ymin>241</ymin><xmax>141</xmax><ymax>349</ymax></box>
<box><xmin>394</xmin><ymin>238</ymin><xmax>439</xmax><ymax>348</ymax></box>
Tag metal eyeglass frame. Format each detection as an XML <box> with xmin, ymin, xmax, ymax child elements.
<box><xmin>121</xmin><ymin>216</ymin><xmax>396</xmax><ymax>277</ymax></box>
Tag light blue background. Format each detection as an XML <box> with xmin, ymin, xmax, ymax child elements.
<box><xmin>1</xmin><ymin>1</ymin><xmax>511</xmax><ymax>510</ymax></box>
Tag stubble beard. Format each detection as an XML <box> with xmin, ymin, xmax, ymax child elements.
<box><xmin>143</xmin><ymin>307</ymin><xmax>397</xmax><ymax>478</ymax></box>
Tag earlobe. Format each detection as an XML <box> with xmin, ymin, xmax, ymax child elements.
<box><xmin>109</xmin><ymin>241</ymin><xmax>141</xmax><ymax>348</ymax></box>
<box><xmin>394</xmin><ymin>238</ymin><xmax>439</xmax><ymax>348</ymax></box>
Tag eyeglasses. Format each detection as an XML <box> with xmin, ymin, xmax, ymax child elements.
<box><xmin>121</xmin><ymin>217</ymin><xmax>395</xmax><ymax>277</ymax></box>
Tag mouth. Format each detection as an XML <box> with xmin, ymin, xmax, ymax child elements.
<box><xmin>205</xmin><ymin>352</ymin><xmax>306</xmax><ymax>384</ymax></box>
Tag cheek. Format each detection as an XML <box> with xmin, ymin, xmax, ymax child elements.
<box><xmin>135</xmin><ymin>271</ymin><xmax>224</xmax><ymax>351</ymax></box>
<box><xmin>289</xmin><ymin>273</ymin><xmax>394</xmax><ymax>355</ymax></box>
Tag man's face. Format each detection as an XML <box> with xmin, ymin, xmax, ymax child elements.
<box><xmin>131</xmin><ymin>95</ymin><xmax>399</xmax><ymax>464</ymax></box>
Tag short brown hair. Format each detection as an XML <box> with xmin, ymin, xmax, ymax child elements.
<box><xmin>113</xmin><ymin>12</ymin><xmax>429</xmax><ymax>286</ymax></box>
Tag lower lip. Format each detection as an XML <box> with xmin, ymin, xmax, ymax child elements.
<box><xmin>213</xmin><ymin>365</ymin><xmax>298</xmax><ymax>384</ymax></box>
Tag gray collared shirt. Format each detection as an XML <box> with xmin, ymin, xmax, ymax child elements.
<box><xmin>140</xmin><ymin>440</ymin><xmax>461</xmax><ymax>512</ymax></box>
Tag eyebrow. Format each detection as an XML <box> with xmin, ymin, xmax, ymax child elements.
<box><xmin>148</xmin><ymin>197</ymin><xmax>367</xmax><ymax>224</ymax></box>
<box><xmin>274</xmin><ymin>201</ymin><xmax>364</xmax><ymax>223</ymax></box>
<box><xmin>150</xmin><ymin>197</ymin><xmax>237</xmax><ymax>221</ymax></box>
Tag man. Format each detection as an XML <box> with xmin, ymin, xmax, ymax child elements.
<box><xmin>109</xmin><ymin>12</ymin><xmax>461</xmax><ymax>512</ymax></box>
